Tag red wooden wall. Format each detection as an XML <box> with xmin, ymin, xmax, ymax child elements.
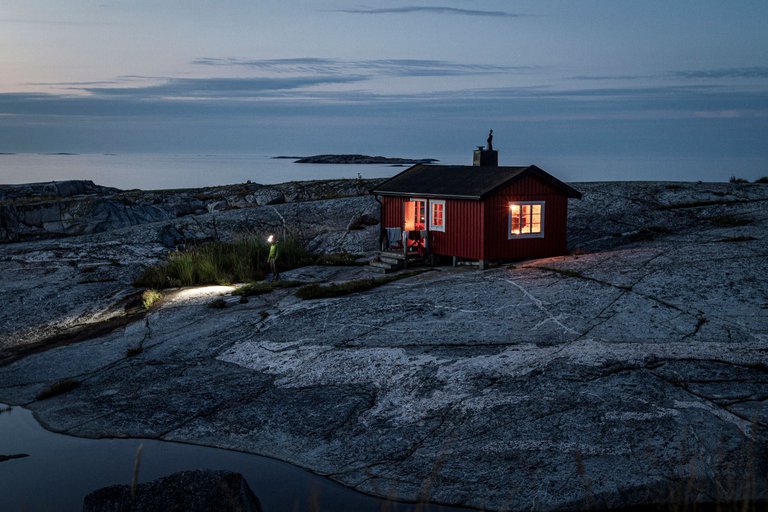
<box><xmin>483</xmin><ymin>175</ymin><xmax>569</xmax><ymax>259</ymax></box>
<box><xmin>378</xmin><ymin>173</ymin><xmax>572</xmax><ymax>261</ymax></box>
<box><xmin>381</xmin><ymin>195</ymin><xmax>405</xmax><ymax>229</ymax></box>
<box><xmin>431</xmin><ymin>199</ymin><xmax>484</xmax><ymax>260</ymax></box>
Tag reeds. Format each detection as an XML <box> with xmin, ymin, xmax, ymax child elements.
<box><xmin>134</xmin><ymin>237</ymin><xmax>313</xmax><ymax>289</ymax></box>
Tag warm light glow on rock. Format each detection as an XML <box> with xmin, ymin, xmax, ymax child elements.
<box><xmin>173</xmin><ymin>285</ymin><xmax>234</xmax><ymax>301</ymax></box>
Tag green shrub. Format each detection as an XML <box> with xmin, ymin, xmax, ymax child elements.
<box><xmin>141</xmin><ymin>289</ymin><xmax>162</xmax><ymax>310</ymax></box>
<box><xmin>729</xmin><ymin>175</ymin><xmax>748</xmax><ymax>183</ymax></box>
<box><xmin>296</xmin><ymin>280</ymin><xmax>377</xmax><ymax>299</ymax></box>
<box><xmin>36</xmin><ymin>379</ymin><xmax>80</xmax><ymax>400</ymax></box>
<box><xmin>755</xmin><ymin>176</ymin><xmax>768</xmax><ymax>184</ymax></box>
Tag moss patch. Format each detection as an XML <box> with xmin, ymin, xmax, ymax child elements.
<box><xmin>235</xmin><ymin>280</ymin><xmax>304</xmax><ymax>297</ymax></box>
<box><xmin>295</xmin><ymin>271</ymin><xmax>424</xmax><ymax>300</ymax></box>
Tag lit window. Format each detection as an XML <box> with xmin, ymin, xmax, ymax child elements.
<box><xmin>509</xmin><ymin>201</ymin><xmax>544</xmax><ymax>238</ymax></box>
<box><xmin>429</xmin><ymin>200</ymin><xmax>445</xmax><ymax>232</ymax></box>
<box><xmin>404</xmin><ymin>199</ymin><xmax>426</xmax><ymax>231</ymax></box>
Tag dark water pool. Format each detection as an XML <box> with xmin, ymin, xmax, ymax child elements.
<box><xmin>0</xmin><ymin>403</ymin><xmax>467</xmax><ymax>512</ymax></box>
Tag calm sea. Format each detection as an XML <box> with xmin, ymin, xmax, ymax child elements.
<box><xmin>0</xmin><ymin>153</ymin><xmax>407</xmax><ymax>190</ymax></box>
<box><xmin>0</xmin><ymin>152</ymin><xmax>760</xmax><ymax>189</ymax></box>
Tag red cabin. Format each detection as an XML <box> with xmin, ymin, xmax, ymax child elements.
<box><xmin>371</xmin><ymin>148</ymin><xmax>582</xmax><ymax>269</ymax></box>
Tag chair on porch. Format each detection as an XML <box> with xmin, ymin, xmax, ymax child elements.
<box><xmin>384</xmin><ymin>227</ymin><xmax>403</xmax><ymax>251</ymax></box>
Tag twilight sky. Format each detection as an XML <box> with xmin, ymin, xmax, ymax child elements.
<box><xmin>1</xmin><ymin>0</ymin><xmax>767</xmax><ymax>180</ymax></box>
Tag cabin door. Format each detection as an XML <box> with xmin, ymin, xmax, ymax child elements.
<box><xmin>404</xmin><ymin>199</ymin><xmax>426</xmax><ymax>231</ymax></box>
<box><xmin>403</xmin><ymin>199</ymin><xmax>427</xmax><ymax>255</ymax></box>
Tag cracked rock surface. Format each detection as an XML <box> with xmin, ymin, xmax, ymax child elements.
<box><xmin>1</xmin><ymin>180</ymin><xmax>767</xmax><ymax>511</ymax></box>
<box><xmin>0</xmin><ymin>192</ymin><xmax>378</xmax><ymax>351</ymax></box>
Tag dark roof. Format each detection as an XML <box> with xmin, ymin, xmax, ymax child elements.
<box><xmin>371</xmin><ymin>164</ymin><xmax>582</xmax><ymax>200</ymax></box>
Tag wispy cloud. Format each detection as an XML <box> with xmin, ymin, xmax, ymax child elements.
<box><xmin>336</xmin><ymin>6</ymin><xmax>523</xmax><ymax>17</ymax></box>
<box><xmin>192</xmin><ymin>57</ymin><xmax>523</xmax><ymax>77</ymax></box>
<box><xmin>28</xmin><ymin>80</ymin><xmax>122</xmax><ymax>88</ymax></box>
<box><xmin>570</xmin><ymin>75</ymin><xmax>651</xmax><ymax>81</ymax></box>
<box><xmin>80</xmin><ymin>75</ymin><xmax>366</xmax><ymax>99</ymax></box>
<box><xmin>0</xmin><ymin>17</ymin><xmax>107</xmax><ymax>26</ymax></box>
<box><xmin>673</xmin><ymin>67</ymin><xmax>768</xmax><ymax>79</ymax></box>
<box><xmin>4</xmin><ymin>73</ymin><xmax>768</xmax><ymax>124</ymax></box>
<box><xmin>570</xmin><ymin>67</ymin><xmax>768</xmax><ymax>82</ymax></box>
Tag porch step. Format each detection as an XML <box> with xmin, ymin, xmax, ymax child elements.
<box><xmin>380</xmin><ymin>251</ymin><xmax>406</xmax><ymax>260</ymax></box>
<box><xmin>380</xmin><ymin>251</ymin><xmax>424</xmax><ymax>261</ymax></box>
<box><xmin>369</xmin><ymin>260</ymin><xmax>400</xmax><ymax>270</ymax></box>
<box><xmin>380</xmin><ymin>256</ymin><xmax>402</xmax><ymax>265</ymax></box>
<box><xmin>369</xmin><ymin>265</ymin><xmax>396</xmax><ymax>274</ymax></box>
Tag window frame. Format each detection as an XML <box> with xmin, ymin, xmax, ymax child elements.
<box><xmin>508</xmin><ymin>201</ymin><xmax>545</xmax><ymax>239</ymax></box>
<box><xmin>429</xmin><ymin>199</ymin><xmax>446</xmax><ymax>232</ymax></box>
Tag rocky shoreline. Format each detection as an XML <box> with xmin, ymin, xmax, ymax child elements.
<box><xmin>0</xmin><ymin>178</ymin><xmax>378</xmax><ymax>243</ymax></box>
<box><xmin>1</xmin><ymin>178</ymin><xmax>767</xmax><ymax>511</ymax></box>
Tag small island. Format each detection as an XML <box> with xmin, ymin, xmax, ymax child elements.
<box><xmin>274</xmin><ymin>154</ymin><xmax>438</xmax><ymax>164</ymax></box>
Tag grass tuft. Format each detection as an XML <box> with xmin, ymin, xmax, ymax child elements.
<box><xmin>36</xmin><ymin>379</ymin><xmax>80</xmax><ymax>400</ymax></box>
<box><xmin>295</xmin><ymin>271</ymin><xmax>423</xmax><ymax>300</ymax></box>
<box><xmin>729</xmin><ymin>175</ymin><xmax>749</xmax><ymax>184</ymax></box>
<box><xmin>141</xmin><ymin>289</ymin><xmax>162</xmax><ymax>310</ymax></box>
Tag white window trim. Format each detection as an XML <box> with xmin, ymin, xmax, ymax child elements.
<box><xmin>429</xmin><ymin>200</ymin><xmax>446</xmax><ymax>232</ymax></box>
<box><xmin>508</xmin><ymin>201</ymin><xmax>545</xmax><ymax>239</ymax></box>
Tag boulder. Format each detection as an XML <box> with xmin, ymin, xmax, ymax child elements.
<box><xmin>82</xmin><ymin>470</ymin><xmax>262</xmax><ymax>512</ymax></box>
<box><xmin>248</xmin><ymin>188</ymin><xmax>285</xmax><ymax>206</ymax></box>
